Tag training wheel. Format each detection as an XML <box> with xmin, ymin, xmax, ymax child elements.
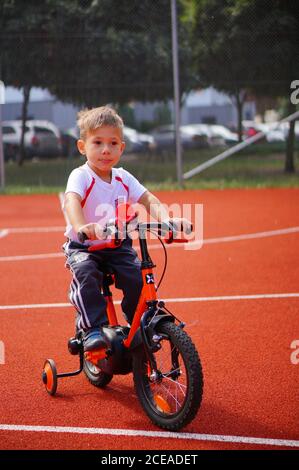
<box><xmin>42</xmin><ymin>359</ymin><xmax>58</xmax><ymax>395</ymax></box>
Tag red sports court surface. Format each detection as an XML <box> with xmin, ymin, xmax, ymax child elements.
<box><xmin>0</xmin><ymin>188</ymin><xmax>298</xmax><ymax>450</ymax></box>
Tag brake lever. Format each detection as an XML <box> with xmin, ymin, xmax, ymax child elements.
<box><xmin>164</xmin><ymin>230</ymin><xmax>187</xmax><ymax>244</ymax></box>
<box><xmin>164</xmin><ymin>224</ymin><xmax>192</xmax><ymax>244</ymax></box>
<box><xmin>165</xmin><ymin>237</ymin><xmax>189</xmax><ymax>244</ymax></box>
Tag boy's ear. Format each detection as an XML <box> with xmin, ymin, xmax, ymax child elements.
<box><xmin>77</xmin><ymin>139</ymin><xmax>86</xmax><ymax>155</ymax></box>
<box><xmin>120</xmin><ymin>140</ymin><xmax>126</xmax><ymax>154</ymax></box>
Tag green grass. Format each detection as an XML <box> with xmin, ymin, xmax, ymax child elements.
<box><xmin>1</xmin><ymin>143</ymin><xmax>299</xmax><ymax>194</ymax></box>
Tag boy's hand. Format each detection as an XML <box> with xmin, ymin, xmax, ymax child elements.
<box><xmin>167</xmin><ymin>218</ymin><xmax>193</xmax><ymax>235</ymax></box>
<box><xmin>77</xmin><ymin>223</ymin><xmax>107</xmax><ymax>241</ymax></box>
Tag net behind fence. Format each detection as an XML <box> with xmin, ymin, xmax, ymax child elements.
<box><xmin>0</xmin><ymin>0</ymin><xmax>298</xmax><ymax>191</ymax></box>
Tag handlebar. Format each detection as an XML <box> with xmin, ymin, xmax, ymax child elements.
<box><xmin>78</xmin><ymin>220</ymin><xmax>192</xmax><ymax>251</ymax></box>
<box><xmin>77</xmin><ymin>202</ymin><xmax>193</xmax><ymax>250</ymax></box>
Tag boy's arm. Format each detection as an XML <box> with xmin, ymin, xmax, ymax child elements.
<box><xmin>64</xmin><ymin>192</ymin><xmax>102</xmax><ymax>240</ymax></box>
<box><xmin>138</xmin><ymin>190</ymin><xmax>169</xmax><ymax>223</ymax></box>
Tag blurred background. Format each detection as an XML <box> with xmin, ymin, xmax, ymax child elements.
<box><xmin>0</xmin><ymin>0</ymin><xmax>298</xmax><ymax>192</ymax></box>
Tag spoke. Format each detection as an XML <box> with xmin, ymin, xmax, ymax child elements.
<box><xmin>162</xmin><ymin>367</ymin><xmax>181</xmax><ymax>378</ymax></box>
<box><xmin>162</xmin><ymin>375</ymin><xmax>187</xmax><ymax>395</ymax></box>
<box><xmin>159</xmin><ymin>383</ymin><xmax>182</xmax><ymax>409</ymax></box>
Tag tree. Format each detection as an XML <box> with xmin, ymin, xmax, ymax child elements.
<box><xmin>192</xmin><ymin>0</ymin><xmax>257</xmax><ymax>141</ymax></box>
<box><xmin>1</xmin><ymin>0</ymin><xmax>195</xmax><ymax>165</ymax></box>
<box><xmin>230</xmin><ymin>0</ymin><xmax>299</xmax><ymax>172</ymax></box>
<box><xmin>46</xmin><ymin>0</ymin><xmax>195</xmax><ymax>106</ymax></box>
<box><xmin>0</xmin><ymin>0</ymin><xmax>52</xmax><ymax>164</ymax></box>
<box><xmin>192</xmin><ymin>0</ymin><xmax>299</xmax><ymax>171</ymax></box>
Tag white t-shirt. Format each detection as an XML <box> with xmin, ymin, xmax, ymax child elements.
<box><xmin>64</xmin><ymin>163</ymin><xmax>147</xmax><ymax>242</ymax></box>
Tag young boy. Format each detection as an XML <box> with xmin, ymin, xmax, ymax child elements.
<box><xmin>63</xmin><ymin>106</ymin><xmax>190</xmax><ymax>352</ymax></box>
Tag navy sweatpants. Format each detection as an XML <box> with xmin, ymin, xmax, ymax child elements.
<box><xmin>64</xmin><ymin>239</ymin><xmax>143</xmax><ymax>331</ymax></box>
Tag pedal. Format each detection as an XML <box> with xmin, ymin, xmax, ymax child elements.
<box><xmin>68</xmin><ymin>337</ymin><xmax>82</xmax><ymax>355</ymax></box>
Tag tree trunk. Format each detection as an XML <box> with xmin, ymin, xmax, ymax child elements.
<box><xmin>235</xmin><ymin>91</ymin><xmax>244</xmax><ymax>143</ymax></box>
<box><xmin>285</xmin><ymin>102</ymin><xmax>296</xmax><ymax>174</ymax></box>
<box><xmin>17</xmin><ymin>85</ymin><xmax>31</xmax><ymax>166</ymax></box>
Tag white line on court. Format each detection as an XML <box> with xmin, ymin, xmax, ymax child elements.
<box><xmin>0</xmin><ymin>423</ymin><xmax>297</xmax><ymax>448</ymax></box>
<box><xmin>0</xmin><ymin>252</ymin><xmax>64</xmax><ymax>262</ymax></box>
<box><xmin>1</xmin><ymin>225</ymin><xmax>299</xmax><ymax>262</ymax></box>
<box><xmin>195</xmin><ymin>225</ymin><xmax>299</xmax><ymax>246</ymax></box>
<box><xmin>0</xmin><ymin>230</ymin><xmax>9</xmax><ymax>239</ymax></box>
<box><xmin>1</xmin><ymin>226</ymin><xmax>65</xmax><ymax>234</ymax></box>
<box><xmin>1</xmin><ymin>293</ymin><xmax>299</xmax><ymax>311</ymax></box>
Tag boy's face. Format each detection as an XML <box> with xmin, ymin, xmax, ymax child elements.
<box><xmin>77</xmin><ymin>126</ymin><xmax>125</xmax><ymax>177</ymax></box>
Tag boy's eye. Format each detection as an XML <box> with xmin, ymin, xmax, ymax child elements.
<box><xmin>94</xmin><ymin>141</ymin><xmax>118</xmax><ymax>145</ymax></box>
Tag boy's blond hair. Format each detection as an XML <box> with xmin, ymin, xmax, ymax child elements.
<box><xmin>77</xmin><ymin>106</ymin><xmax>124</xmax><ymax>140</ymax></box>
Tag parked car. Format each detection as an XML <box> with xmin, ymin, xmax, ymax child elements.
<box><xmin>60</xmin><ymin>128</ymin><xmax>80</xmax><ymax>157</ymax></box>
<box><xmin>264</xmin><ymin>124</ymin><xmax>286</xmax><ymax>143</ymax></box>
<box><xmin>209</xmin><ymin>125</ymin><xmax>239</xmax><ymax>145</ymax></box>
<box><xmin>242</xmin><ymin>121</ymin><xmax>268</xmax><ymax>141</ymax></box>
<box><xmin>1</xmin><ymin>120</ymin><xmax>62</xmax><ymax>159</ymax></box>
<box><xmin>123</xmin><ymin>126</ymin><xmax>156</xmax><ymax>154</ymax></box>
<box><xmin>150</xmin><ymin>124</ymin><xmax>210</xmax><ymax>151</ymax></box>
<box><xmin>263</xmin><ymin>121</ymin><xmax>299</xmax><ymax>142</ymax></box>
<box><xmin>180</xmin><ymin>124</ymin><xmax>227</xmax><ymax>147</ymax></box>
<box><xmin>242</xmin><ymin>120</ymin><xmax>290</xmax><ymax>143</ymax></box>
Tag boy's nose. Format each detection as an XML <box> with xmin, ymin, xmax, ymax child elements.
<box><xmin>102</xmin><ymin>144</ymin><xmax>110</xmax><ymax>154</ymax></box>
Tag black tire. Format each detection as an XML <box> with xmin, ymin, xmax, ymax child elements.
<box><xmin>83</xmin><ymin>358</ymin><xmax>113</xmax><ymax>388</ymax></box>
<box><xmin>42</xmin><ymin>359</ymin><xmax>58</xmax><ymax>396</ymax></box>
<box><xmin>132</xmin><ymin>321</ymin><xmax>203</xmax><ymax>431</ymax></box>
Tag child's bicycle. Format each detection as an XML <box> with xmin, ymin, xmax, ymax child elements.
<box><xmin>42</xmin><ymin>209</ymin><xmax>203</xmax><ymax>431</ymax></box>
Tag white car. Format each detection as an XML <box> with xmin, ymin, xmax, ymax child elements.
<box><xmin>265</xmin><ymin>121</ymin><xmax>299</xmax><ymax>142</ymax></box>
<box><xmin>180</xmin><ymin>124</ymin><xmax>226</xmax><ymax>147</ymax></box>
<box><xmin>123</xmin><ymin>126</ymin><xmax>156</xmax><ymax>154</ymax></box>
<box><xmin>2</xmin><ymin>120</ymin><xmax>62</xmax><ymax>159</ymax></box>
<box><xmin>241</xmin><ymin>120</ymin><xmax>294</xmax><ymax>143</ymax></box>
<box><xmin>209</xmin><ymin>125</ymin><xmax>239</xmax><ymax>144</ymax></box>
<box><xmin>151</xmin><ymin>124</ymin><xmax>210</xmax><ymax>150</ymax></box>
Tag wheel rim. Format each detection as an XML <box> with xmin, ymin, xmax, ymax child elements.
<box><xmin>144</xmin><ymin>335</ymin><xmax>188</xmax><ymax>416</ymax></box>
<box><xmin>85</xmin><ymin>359</ymin><xmax>101</xmax><ymax>375</ymax></box>
<box><xmin>43</xmin><ymin>360</ymin><xmax>57</xmax><ymax>395</ymax></box>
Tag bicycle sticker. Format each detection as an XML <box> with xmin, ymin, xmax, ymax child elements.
<box><xmin>145</xmin><ymin>273</ymin><xmax>155</xmax><ymax>284</ymax></box>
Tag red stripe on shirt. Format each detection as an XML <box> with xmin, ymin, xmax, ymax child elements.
<box><xmin>115</xmin><ymin>176</ymin><xmax>129</xmax><ymax>194</ymax></box>
<box><xmin>81</xmin><ymin>177</ymin><xmax>96</xmax><ymax>207</ymax></box>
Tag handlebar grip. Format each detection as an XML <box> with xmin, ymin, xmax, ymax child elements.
<box><xmin>78</xmin><ymin>232</ymin><xmax>88</xmax><ymax>243</ymax></box>
<box><xmin>168</xmin><ymin>220</ymin><xmax>193</xmax><ymax>235</ymax></box>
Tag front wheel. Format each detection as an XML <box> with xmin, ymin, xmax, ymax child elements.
<box><xmin>132</xmin><ymin>321</ymin><xmax>203</xmax><ymax>431</ymax></box>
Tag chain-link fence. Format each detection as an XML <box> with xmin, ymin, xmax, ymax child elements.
<box><xmin>0</xmin><ymin>0</ymin><xmax>299</xmax><ymax>192</ymax></box>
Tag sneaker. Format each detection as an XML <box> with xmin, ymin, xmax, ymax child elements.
<box><xmin>83</xmin><ymin>328</ymin><xmax>107</xmax><ymax>352</ymax></box>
